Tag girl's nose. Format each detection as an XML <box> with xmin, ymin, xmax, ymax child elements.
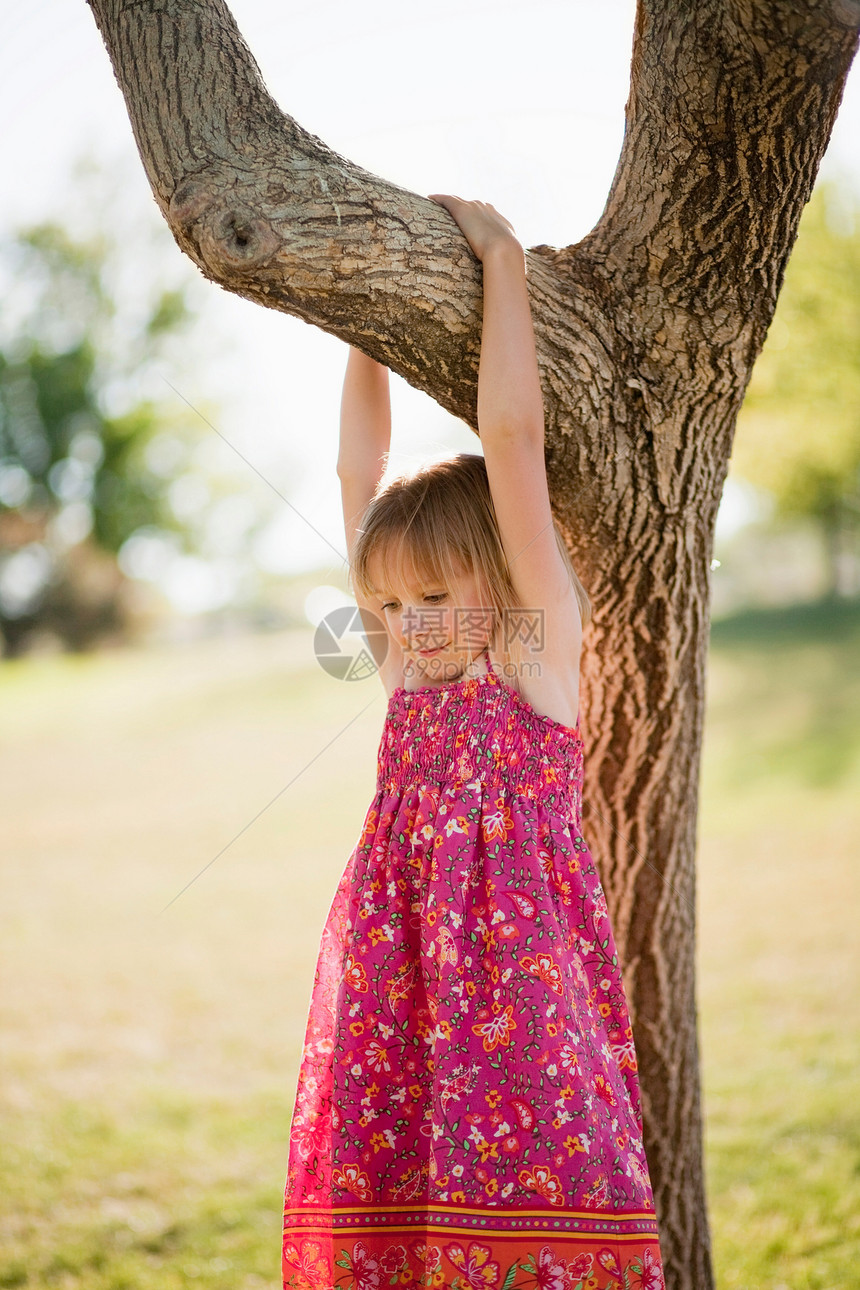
<box><xmin>400</xmin><ymin>604</ymin><xmax>428</xmax><ymax>644</ymax></box>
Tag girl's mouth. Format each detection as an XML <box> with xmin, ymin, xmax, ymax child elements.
<box><xmin>418</xmin><ymin>645</ymin><xmax>445</xmax><ymax>656</ymax></box>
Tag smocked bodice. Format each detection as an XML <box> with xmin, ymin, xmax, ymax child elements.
<box><xmin>376</xmin><ymin>668</ymin><xmax>584</xmax><ymax>821</ymax></box>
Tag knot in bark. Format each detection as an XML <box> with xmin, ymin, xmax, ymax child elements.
<box><xmin>169</xmin><ymin>180</ymin><xmax>280</xmax><ymax>278</ymax></box>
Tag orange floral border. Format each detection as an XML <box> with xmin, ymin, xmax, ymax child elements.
<box><xmin>283</xmin><ymin>1205</ymin><xmax>664</xmax><ymax>1289</ymax></box>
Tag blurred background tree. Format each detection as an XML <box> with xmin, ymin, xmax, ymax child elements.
<box><xmin>0</xmin><ymin>168</ymin><xmax>296</xmax><ymax>659</ymax></box>
<box><xmin>0</xmin><ymin>216</ymin><xmax>202</xmax><ymax>655</ymax></box>
<box><xmin>731</xmin><ymin>181</ymin><xmax>860</xmax><ymax>598</ymax></box>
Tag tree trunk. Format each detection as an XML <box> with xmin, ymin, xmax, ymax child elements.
<box><xmin>85</xmin><ymin>0</ymin><xmax>860</xmax><ymax>1283</ymax></box>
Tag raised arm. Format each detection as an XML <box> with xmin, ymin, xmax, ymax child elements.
<box><xmin>429</xmin><ymin>197</ymin><xmax>582</xmax><ymax>714</ymax></box>
<box><xmin>337</xmin><ymin>347</ymin><xmax>400</xmax><ymax>685</ymax></box>
<box><xmin>338</xmin><ymin>347</ymin><xmax>390</xmax><ymax>545</ymax></box>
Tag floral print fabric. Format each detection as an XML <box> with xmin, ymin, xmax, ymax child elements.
<box><xmin>283</xmin><ymin>663</ymin><xmax>664</xmax><ymax>1289</ymax></box>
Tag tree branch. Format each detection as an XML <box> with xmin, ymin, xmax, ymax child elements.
<box><xmin>84</xmin><ymin>3</ymin><xmax>461</xmax><ymax>393</ymax></box>
<box><xmin>85</xmin><ymin>0</ymin><xmax>627</xmax><ymax>545</ymax></box>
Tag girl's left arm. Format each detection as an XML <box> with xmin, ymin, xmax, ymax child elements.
<box><xmin>429</xmin><ymin>196</ymin><xmax>583</xmax><ymax>670</ymax></box>
<box><xmin>338</xmin><ymin>346</ymin><xmax>403</xmax><ymax>692</ymax></box>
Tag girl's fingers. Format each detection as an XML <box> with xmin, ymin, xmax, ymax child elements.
<box><xmin>428</xmin><ymin>194</ymin><xmax>457</xmax><ymax>214</ymax></box>
<box><xmin>432</xmin><ymin>195</ymin><xmax>508</xmax><ymax>217</ymax></box>
<box><xmin>427</xmin><ymin>194</ymin><xmax>518</xmax><ymax>253</ymax></box>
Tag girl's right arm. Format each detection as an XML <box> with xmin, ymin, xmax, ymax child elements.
<box><xmin>337</xmin><ymin>346</ymin><xmax>402</xmax><ymax>687</ymax></box>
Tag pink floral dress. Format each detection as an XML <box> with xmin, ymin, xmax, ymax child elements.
<box><xmin>282</xmin><ymin>652</ymin><xmax>664</xmax><ymax>1290</ymax></box>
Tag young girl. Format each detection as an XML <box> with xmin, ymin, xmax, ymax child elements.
<box><xmin>282</xmin><ymin>197</ymin><xmax>665</xmax><ymax>1290</ymax></box>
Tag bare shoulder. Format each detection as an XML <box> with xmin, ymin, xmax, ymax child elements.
<box><xmin>493</xmin><ymin>612</ymin><xmax>582</xmax><ymax>730</ymax></box>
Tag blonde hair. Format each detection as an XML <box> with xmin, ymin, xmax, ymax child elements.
<box><xmin>350</xmin><ymin>454</ymin><xmax>591</xmax><ymax>689</ymax></box>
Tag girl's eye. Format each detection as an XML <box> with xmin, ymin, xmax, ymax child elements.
<box><xmin>380</xmin><ymin>594</ymin><xmax>446</xmax><ymax>611</ymax></box>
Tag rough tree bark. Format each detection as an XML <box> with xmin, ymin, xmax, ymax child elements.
<box><xmin>85</xmin><ymin>0</ymin><xmax>859</xmax><ymax>1284</ymax></box>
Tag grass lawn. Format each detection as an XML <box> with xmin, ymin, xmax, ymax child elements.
<box><xmin>1</xmin><ymin>599</ymin><xmax>858</xmax><ymax>1289</ymax></box>
<box><xmin>699</xmin><ymin>598</ymin><xmax>860</xmax><ymax>1289</ymax></box>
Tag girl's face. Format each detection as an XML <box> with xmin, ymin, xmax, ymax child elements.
<box><xmin>369</xmin><ymin>556</ymin><xmax>495</xmax><ymax>687</ymax></box>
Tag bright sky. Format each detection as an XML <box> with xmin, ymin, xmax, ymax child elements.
<box><xmin>2</xmin><ymin>1</ymin><xmax>859</xmax><ymax>595</ymax></box>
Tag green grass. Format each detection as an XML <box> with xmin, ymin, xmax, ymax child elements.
<box><xmin>0</xmin><ymin>1090</ymin><xmax>289</xmax><ymax>1289</ymax></box>
<box><xmin>705</xmin><ymin>596</ymin><xmax>860</xmax><ymax>794</ymax></box>
<box><xmin>698</xmin><ymin>596</ymin><xmax>860</xmax><ymax>1288</ymax></box>
<box><xmin>1</xmin><ymin>603</ymin><xmax>858</xmax><ymax>1288</ymax></box>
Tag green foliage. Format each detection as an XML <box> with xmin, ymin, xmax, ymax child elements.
<box><xmin>146</xmin><ymin>288</ymin><xmax>190</xmax><ymax>339</ymax></box>
<box><xmin>0</xmin><ymin>221</ymin><xmax>193</xmax><ymax>555</ymax></box>
<box><xmin>733</xmin><ymin>182</ymin><xmax>860</xmax><ymax>533</ymax></box>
